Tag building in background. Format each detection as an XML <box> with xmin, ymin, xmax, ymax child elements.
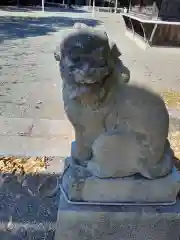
<box><xmin>129</xmin><ymin>0</ymin><xmax>180</xmax><ymax>21</ymax></box>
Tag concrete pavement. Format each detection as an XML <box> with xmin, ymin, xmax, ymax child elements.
<box><xmin>96</xmin><ymin>12</ymin><xmax>180</xmax><ymax>92</ymax></box>
<box><xmin>0</xmin><ymin>116</ymin><xmax>74</xmax><ymax>157</ymax></box>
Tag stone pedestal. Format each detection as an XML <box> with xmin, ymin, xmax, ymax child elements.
<box><xmin>61</xmin><ymin>142</ymin><xmax>180</xmax><ymax>204</ymax></box>
<box><xmin>62</xmin><ymin>161</ymin><xmax>180</xmax><ymax>203</ymax></box>
<box><xmin>55</xmin><ymin>195</ymin><xmax>180</xmax><ymax>240</ymax></box>
<box><xmin>54</xmin><ymin>25</ymin><xmax>180</xmax><ymax>240</ymax></box>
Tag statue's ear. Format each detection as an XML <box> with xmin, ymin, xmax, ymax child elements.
<box><xmin>54</xmin><ymin>45</ymin><xmax>61</xmax><ymax>61</ymax></box>
<box><xmin>109</xmin><ymin>41</ymin><xmax>122</xmax><ymax>58</ymax></box>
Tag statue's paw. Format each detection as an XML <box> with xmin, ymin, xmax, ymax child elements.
<box><xmin>87</xmin><ymin>160</ymin><xmax>112</xmax><ymax>178</ymax></box>
<box><xmin>139</xmin><ymin>142</ymin><xmax>174</xmax><ymax>179</ymax></box>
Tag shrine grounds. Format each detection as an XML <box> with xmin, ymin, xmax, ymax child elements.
<box><xmin>0</xmin><ymin>8</ymin><xmax>180</xmax><ymax>121</ymax></box>
<box><xmin>0</xmin><ymin>8</ymin><xmax>180</xmax><ymax>156</ymax></box>
<box><xmin>0</xmin><ymin>7</ymin><xmax>180</xmax><ymax>239</ymax></box>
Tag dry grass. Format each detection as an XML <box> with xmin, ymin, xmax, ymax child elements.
<box><xmin>161</xmin><ymin>89</ymin><xmax>180</xmax><ymax>110</ymax></box>
<box><xmin>169</xmin><ymin>131</ymin><xmax>180</xmax><ymax>160</ymax></box>
<box><xmin>0</xmin><ymin>156</ymin><xmax>58</xmax><ymax>198</ymax></box>
<box><xmin>0</xmin><ymin>156</ymin><xmax>47</xmax><ymax>175</ymax></box>
<box><xmin>161</xmin><ymin>89</ymin><xmax>180</xmax><ymax>161</ymax></box>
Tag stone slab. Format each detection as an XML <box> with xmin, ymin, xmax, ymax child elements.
<box><xmin>0</xmin><ymin>135</ymin><xmax>70</xmax><ymax>157</ymax></box>
<box><xmin>0</xmin><ymin>117</ymin><xmax>34</xmax><ymax>136</ymax></box>
<box><xmin>55</xmin><ymin>195</ymin><xmax>180</xmax><ymax>240</ymax></box>
<box><xmin>62</xmin><ymin>161</ymin><xmax>180</xmax><ymax>203</ymax></box>
<box><xmin>0</xmin><ymin>117</ymin><xmax>74</xmax><ymax>139</ymax></box>
<box><xmin>68</xmin><ymin>141</ymin><xmax>180</xmax><ymax>203</ymax></box>
<box><xmin>30</xmin><ymin>119</ymin><xmax>74</xmax><ymax>138</ymax></box>
<box><xmin>0</xmin><ymin>117</ymin><xmax>74</xmax><ymax>157</ymax></box>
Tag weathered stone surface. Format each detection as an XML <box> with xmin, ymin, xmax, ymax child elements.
<box><xmin>54</xmin><ymin>18</ymin><xmax>180</xmax><ymax>240</ymax></box>
<box><xmin>63</xmin><ymin>143</ymin><xmax>180</xmax><ymax>203</ymax></box>
<box><xmin>54</xmin><ymin>22</ymin><xmax>130</xmax><ymax>85</ymax></box>
<box><xmin>62</xmin><ymin>158</ymin><xmax>180</xmax><ymax>203</ymax></box>
<box><xmin>88</xmin><ymin>136</ymin><xmax>173</xmax><ymax>179</ymax></box>
<box><xmin>55</xmin><ymin>195</ymin><xmax>180</xmax><ymax>240</ymax></box>
<box><xmin>63</xmin><ymin>81</ymin><xmax>172</xmax><ymax>179</ymax></box>
<box><xmin>55</xmin><ymin>25</ymin><xmax>180</xmax><ymax>212</ymax></box>
<box><xmin>55</xmin><ymin>26</ymin><xmax>173</xmax><ymax>180</ymax></box>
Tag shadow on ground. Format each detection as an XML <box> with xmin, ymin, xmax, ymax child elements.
<box><xmin>1</xmin><ymin>158</ymin><xmax>180</xmax><ymax>240</ymax></box>
<box><xmin>0</xmin><ymin>170</ymin><xmax>62</xmax><ymax>239</ymax></box>
<box><xmin>0</xmin><ymin>13</ymin><xmax>101</xmax><ymax>43</ymax></box>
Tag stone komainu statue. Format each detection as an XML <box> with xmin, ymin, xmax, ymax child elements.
<box><xmin>54</xmin><ymin>23</ymin><xmax>173</xmax><ymax>180</ymax></box>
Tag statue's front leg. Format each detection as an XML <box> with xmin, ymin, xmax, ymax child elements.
<box><xmin>71</xmin><ymin>129</ymin><xmax>92</xmax><ymax>164</ymax></box>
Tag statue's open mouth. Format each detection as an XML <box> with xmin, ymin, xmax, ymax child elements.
<box><xmin>70</xmin><ymin>70</ymin><xmax>114</xmax><ymax>100</ymax></box>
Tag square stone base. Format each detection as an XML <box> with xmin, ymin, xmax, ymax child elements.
<box><xmin>55</xmin><ymin>195</ymin><xmax>180</xmax><ymax>240</ymax></box>
<box><xmin>62</xmin><ymin>161</ymin><xmax>180</xmax><ymax>203</ymax></box>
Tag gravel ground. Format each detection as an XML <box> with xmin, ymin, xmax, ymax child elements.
<box><xmin>0</xmin><ymin>157</ymin><xmax>63</xmax><ymax>240</ymax></box>
<box><xmin>0</xmin><ymin>9</ymin><xmax>180</xmax><ymax>121</ymax></box>
<box><xmin>0</xmin><ymin>8</ymin><xmax>102</xmax><ymax>120</ymax></box>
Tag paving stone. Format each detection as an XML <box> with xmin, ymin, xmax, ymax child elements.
<box><xmin>0</xmin><ymin>117</ymin><xmax>33</xmax><ymax>136</ymax></box>
<box><xmin>31</xmin><ymin>119</ymin><xmax>74</xmax><ymax>139</ymax></box>
<box><xmin>0</xmin><ymin>135</ymin><xmax>71</xmax><ymax>156</ymax></box>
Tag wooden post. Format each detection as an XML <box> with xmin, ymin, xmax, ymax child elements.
<box><xmin>115</xmin><ymin>0</ymin><xmax>118</xmax><ymax>13</ymax></box>
<box><xmin>92</xmin><ymin>0</ymin><xmax>95</xmax><ymax>17</ymax></box>
<box><xmin>42</xmin><ymin>0</ymin><xmax>44</xmax><ymax>11</ymax></box>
